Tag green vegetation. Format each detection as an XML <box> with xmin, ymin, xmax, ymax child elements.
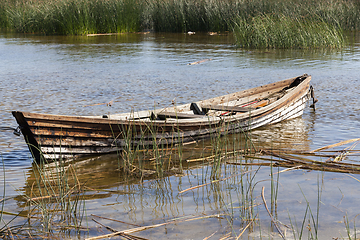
<box><xmin>0</xmin><ymin>0</ymin><xmax>358</xmax><ymax>48</ymax></box>
<box><xmin>232</xmin><ymin>14</ymin><xmax>345</xmax><ymax>49</ymax></box>
<box><xmin>1</xmin><ymin>133</ymin><xmax>360</xmax><ymax>238</ymax></box>
<box><xmin>2</xmin><ymin>0</ymin><xmax>142</xmax><ymax>35</ymax></box>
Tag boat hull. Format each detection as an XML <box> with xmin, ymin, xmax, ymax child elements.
<box><xmin>12</xmin><ymin>74</ymin><xmax>312</xmax><ymax>161</ymax></box>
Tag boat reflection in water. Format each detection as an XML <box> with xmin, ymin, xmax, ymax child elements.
<box><xmin>251</xmin><ymin>116</ymin><xmax>312</xmax><ymax>151</ymax></box>
<box><xmin>13</xmin><ymin>113</ymin><xmax>312</xmax><ymax>238</ymax></box>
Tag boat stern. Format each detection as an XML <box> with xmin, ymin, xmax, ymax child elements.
<box><xmin>12</xmin><ymin>111</ymin><xmax>42</xmax><ymax>162</ymax></box>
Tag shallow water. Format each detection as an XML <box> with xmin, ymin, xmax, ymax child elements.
<box><xmin>0</xmin><ymin>31</ymin><xmax>360</xmax><ymax>239</ymax></box>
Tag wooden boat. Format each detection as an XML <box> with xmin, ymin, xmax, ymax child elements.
<box><xmin>12</xmin><ymin>74</ymin><xmax>315</xmax><ymax>162</ymax></box>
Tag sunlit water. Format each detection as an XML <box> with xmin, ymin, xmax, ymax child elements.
<box><xmin>0</xmin><ymin>31</ymin><xmax>359</xmax><ymax>239</ymax></box>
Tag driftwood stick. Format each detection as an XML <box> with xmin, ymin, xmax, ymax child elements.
<box><xmin>270</xmin><ymin>165</ymin><xmax>303</xmax><ymax>176</ymax></box>
<box><xmin>227</xmin><ymin>162</ymin><xmax>273</xmax><ymax>166</ymax></box>
<box><xmin>262</xmin><ymin>150</ymin><xmax>313</xmax><ymax>165</ymax></box>
<box><xmin>186</xmin><ymin>155</ymin><xmax>219</xmax><ymax>163</ymax></box>
<box><xmin>87</xmin><ymin>212</ymin><xmax>232</xmax><ymax>239</ymax></box>
<box><xmin>91</xmin><ymin>214</ymin><xmax>141</xmax><ymax>227</ymax></box>
<box><xmin>92</xmin><ymin>218</ymin><xmax>118</xmax><ymax>233</ymax></box>
<box><xmin>261</xmin><ymin>187</ymin><xmax>285</xmax><ymax>240</ymax></box>
<box><xmin>264</xmin><ymin>149</ymin><xmax>360</xmax><ymax>171</ymax></box>
<box><xmin>92</xmin><ymin>218</ymin><xmax>148</xmax><ymax>240</ymax></box>
<box><xmin>219</xmin><ymin>232</ymin><xmax>232</xmax><ymax>240</ymax></box>
<box><xmin>187</xmin><ymin>149</ymin><xmax>253</xmax><ymax>163</ymax></box>
<box><xmin>86</xmin><ymin>220</ymin><xmax>178</xmax><ymax>240</ymax></box>
<box><xmin>236</xmin><ymin>220</ymin><xmax>253</xmax><ymax>240</ymax></box>
<box><xmin>203</xmin><ymin>230</ymin><xmax>218</xmax><ymax>240</ymax></box>
<box><xmin>178</xmin><ymin>170</ymin><xmax>252</xmax><ymax>194</ymax></box>
<box><xmin>27</xmin><ymin>195</ymin><xmax>55</xmax><ymax>202</ymax></box>
<box><xmin>310</xmin><ymin>138</ymin><xmax>360</xmax><ymax>153</ymax></box>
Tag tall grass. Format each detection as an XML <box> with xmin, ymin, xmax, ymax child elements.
<box><xmin>23</xmin><ymin>158</ymin><xmax>86</xmax><ymax>235</ymax></box>
<box><xmin>232</xmin><ymin>14</ymin><xmax>345</xmax><ymax>49</ymax></box>
<box><xmin>0</xmin><ymin>1</ymin><xmax>9</xmax><ymax>29</ymax></box>
<box><xmin>1</xmin><ymin>0</ymin><xmax>359</xmax><ymax>36</ymax></box>
<box><xmin>0</xmin><ymin>157</ymin><xmax>5</xmax><ymax>227</ymax></box>
<box><xmin>147</xmin><ymin>0</ymin><xmax>235</xmax><ymax>32</ymax></box>
<box><xmin>5</xmin><ymin>0</ymin><xmax>142</xmax><ymax>34</ymax></box>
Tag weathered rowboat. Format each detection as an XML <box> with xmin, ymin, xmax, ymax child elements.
<box><xmin>13</xmin><ymin>74</ymin><xmax>315</xmax><ymax>162</ymax></box>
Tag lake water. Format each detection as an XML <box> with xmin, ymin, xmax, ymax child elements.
<box><xmin>0</xmin><ymin>31</ymin><xmax>359</xmax><ymax>239</ymax></box>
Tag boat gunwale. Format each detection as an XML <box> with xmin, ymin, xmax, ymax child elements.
<box><xmin>13</xmin><ymin>75</ymin><xmax>311</xmax><ymax>127</ymax></box>
<box><xmin>11</xmin><ymin>74</ymin><xmax>312</xmax><ymax>161</ymax></box>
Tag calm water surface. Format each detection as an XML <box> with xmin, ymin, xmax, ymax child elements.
<box><xmin>0</xmin><ymin>31</ymin><xmax>360</xmax><ymax>239</ymax></box>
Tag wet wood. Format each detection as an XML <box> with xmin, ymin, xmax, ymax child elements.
<box><xmin>12</xmin><ymin>74</ymin><xmax>312</xmax><ymax>161</ymax></box>
<box><xmin>261</xmin><ymin>187</ymin><xmax>285</xmax><ymax>240</ymax></box>
<box><xmin>310</xmin><ymin>138</ymin><xmax>360</xmax><ymax>153</ymax></box>
<box><xmin>155</xmin><ymin>111</ymin><xmax>206</xmax><ymax>120</ymax></box>
<box><xmin>201</xmin><ymin>104</ymin><xmax>253</xmax><ymax>113</ymax></box>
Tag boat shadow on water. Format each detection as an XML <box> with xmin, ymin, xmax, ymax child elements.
<box><xmin>6</xmin><ymin>115</ymin><xmax>318</xmax><ymax>238</ymax></box>
<box><xmin>6</xmin><ymin>110</ymin><xmax>360</xmax><ymax>239</ymax></box>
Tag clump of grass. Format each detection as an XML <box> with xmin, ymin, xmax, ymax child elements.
<box><xmin>0</xmin><ymin>1</ymin><xmax>9</xmax><ymax>29</ymax></box>
<box><xmin>232</xmin><ymin>13</ymin><xmax>345</xmax><ymax>49</ymax></box>
<box><xmin>147</xmin><ymin>0</ymin><xmax>236</xmax><ymax>32</ymax></box>
<box><xmin>5</xmin><ymin>0</ymin><xmax>142</xmax><ymax>34</ymax></box>
<box><xmin>1</xmin><ymin>0</ymin><xmax>360</xmax><ymax>49</ymax></box>
<box><xmin>22</xmin><ymin>158</ymin><xmax>86</xmax><ymax>236</ymax></box>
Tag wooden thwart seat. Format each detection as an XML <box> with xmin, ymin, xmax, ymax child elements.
<box><xmin>152</xmin><ymin>111</ymin><xmax>207</xmax><ymax>120</ymax></box>
<box><xmin>201</xmin><ymin>99</ymin><xmax>270</xmax><ymax>114</ymax></box>
<box><xmin>201</xmin><ymin>104</ymin><xmax>253</xmax><ymax>113</ymax></box>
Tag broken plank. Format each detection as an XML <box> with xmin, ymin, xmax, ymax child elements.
<box><xmin>201</xmin><ymin>104</ymin><xmax>253</xmax><ymax>113</ymax></box>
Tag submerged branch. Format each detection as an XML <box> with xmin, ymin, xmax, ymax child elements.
<box><xmin>261</xmin><ymin>187</ymin><xmax>285</xmax><ymax>239</ymax></box>
<box><xmin>86</xmin><ymin>214</ymin><xmax>228</xmax><ymax>240</ymax></box>
<box><xmin>310</xmin><ymin>138</ymin><xmax>360</xmax><ymax>153</ymax></box>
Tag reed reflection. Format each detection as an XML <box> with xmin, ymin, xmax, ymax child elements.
<box><xmin>12</xmin><ymin>115</ymin><xmax>312</xmax><ymax>238</ymax></box>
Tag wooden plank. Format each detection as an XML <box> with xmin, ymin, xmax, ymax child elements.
<box><xmin>201</xmin><ymin>105</ymin><xmax>253</xmax><ymax>113</ymax></box>
<box><xmin>12</xmin><ymin>75</ymin><xmax>311</xmax><ymax>161</ymax></box>
<box><xmin>251</xmin><ymin>99</ymin><xmax>270</xmax><ymax>108</ymax></box>
<box><xmin>156</xmin><ymin>112</ymin><xmax>206</xmax><ymax>120</ymax></box>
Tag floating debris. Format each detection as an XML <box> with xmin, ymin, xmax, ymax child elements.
<box><xmin>187</xmin><ymin>58</ymin><xmax>212</xmax><ymax>65</ymax></box>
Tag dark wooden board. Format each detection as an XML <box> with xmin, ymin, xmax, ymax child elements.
<box><xmin>156</xmin><ymin>112</ymin><xmax>206</xmax><ymax>120</ymax></box>
<box><xmin>201</xmin><ymin>105</ymin><xmax>253</xmax><ymax>113</ymax></box>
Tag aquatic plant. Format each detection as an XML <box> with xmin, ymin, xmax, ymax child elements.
<box><xmin>23</xmin><ymin>158</ymin><xmax>86</xmax><ymax>235</ymax></box>
<box><xmin>0</xmin><ymin>1</ymin><xmax>9</xmax><ymax>29</ymax></box>
<box><xmin>146</xmin><ymin>0</ymin><xmax>236</xmax><ymax>32</ymax></box>
<box><xmin>5</xmin><ymin>0</ymin><xmax>142</xmax><ymax>34</ymax></box>
<box><xmin>2</xmin><ymin>128</ymin><xmax>360</xmax><ymax>238</ymax></box>
<box><xmin>0</xmin><ymin>158</ymin><xmax>5</xmax><ymax>228</ymax></box>
<box><xmin>1</xmin><ymin>0</ymin><xmax>359</xmax><ymax>37</ymax></box>
<box><xmin>232</xmin><ymin>13</ymin><xmax>345</xmax><ymax>49</ymax></box>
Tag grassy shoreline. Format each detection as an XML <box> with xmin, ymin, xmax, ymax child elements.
<box><xmin>0</xmin><ymin>0</ymin><xmax>358</xmax><ymax>48</ymax></box>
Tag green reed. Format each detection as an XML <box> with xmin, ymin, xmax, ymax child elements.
<box><xmin>4</xmin><ymin>0</ymin><xmax>142</xmax><ymax>34</ymax></box>
<box><xmin>232</xmin><ymin>13</ymin><xmax>345</xmax><ymax>49</ymax></box>
<box><xmin>22</xmin><ymin>156</ymin><xmax>86</xmax><ymax>235</ymax></box>
<box><xmin>286</xmin><ymin>174</ymin><xmax>323</xmax><ymax>239</ymax></box>
<box><xmin>343</xmin><ymin>213</ymin><xmax>358</xmax><ymax>240</ymax></box>
<box><xmin>0</xmin><ymin>1</ymin><xmax>9</xmax><ymax>29</ymax></box>
<box><xmin>1</xmin><ymin>0</ymin><xmax>359</xmax><ymax>35</ymax></box>
<box><xmin>0</xmin><ymin>158</ymin><xmax>5</xmax><ymax>226</ymax></box>
<box><xmin>146</xmin><ymin>0</ymin><xmax>235</xmax><ymax>32</ymax></box>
